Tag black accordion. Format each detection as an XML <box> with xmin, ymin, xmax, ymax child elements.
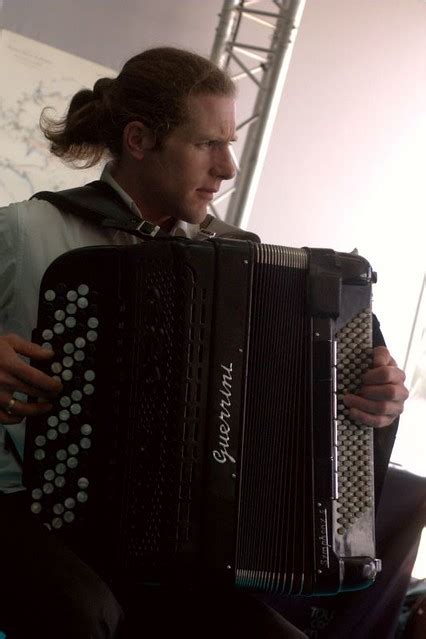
<box><xmin>23</xmin><ymin>237</ymin><xmax>381</xmax><ymax>595</ymax></box>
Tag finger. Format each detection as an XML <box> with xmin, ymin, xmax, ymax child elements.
<box><xmin>0</xmin><ymin>389</ymin><xmax>50</xmax><ymax>412</ymax></box>
<box><xmin>343</xmin><ymin>393</ymin><xmax>403</xmax><ymax>417</ymax></box>
<box><xmin>5</xmin><ymin>334</ymin><xmax>55</xmax><ymax>361</ymax></box>
<box><xmin>362</xmin><ymin>366</ymin><xmax>406</xmax><ymax>386</ymax></box>
<box><xmin>372</xmin><ymin>346</ymin><xmax>397</xmax><ymax>368</ymax></box>
<box><xmin>347</xmin><ymin>406</ymin><xmax>398</xmax><ymax>429</ymax></box>
<box><xmin>0</xmin><ymin>369</ymin><xmax>61</xmax><ymax>400</ymax></box>
<box><xmin>0</xmin><ymin>335</ymin><xmax>62</xmax><ymax>396</ymax></box>
<box><xmin>2</xmin><ymin>359</ymin><xmax>63</xmax><ymax>396</ymax></box>
<box><xmin>0</xmin><ymin>400</ymin><xmax>53</xmax><ymax>425</ymax></box>
<box><xmin>354</xmin><ymin>383</ymin><xmax>409</xmax><ymax>402</ymax></box>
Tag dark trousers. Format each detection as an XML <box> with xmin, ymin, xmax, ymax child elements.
<box><xmin>0</xmin><ymin>492</ymin><xmax>123</xmax><ymax>639</ymax></box>
<box><xmin>0</xmin><ymin>492</ymin><xmax>306</xmax><ymax>639</ymax></box>
<box><xmin>263</xmin><ymin>466</ymin><xmax>426</xmax><ymax>638</ymax></box>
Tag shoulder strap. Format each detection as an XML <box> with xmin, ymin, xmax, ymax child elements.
<box><xmin>32</xmin><ymin>181</ymin><xmax>260</xmax><ymax>243</ymax></box>
<box><xmin>31</xmin><ymin>180</ymin><xmax>167</xmax><ymax>239</ymax></box>
<box><xmin>197</xmin><ymin>213</ymin><xmax>261</xmax><ymax>243</ymax></box>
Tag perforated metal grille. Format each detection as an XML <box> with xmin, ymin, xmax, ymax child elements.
<box><xmin>124</xmin><ymin>257</ymin><xmax>207</xmax><ymax>565</ymax></box>
<box><xmin>335</xmin><ymin>310</ymin><xmax>374</xmax><ymax>535</ymax></box>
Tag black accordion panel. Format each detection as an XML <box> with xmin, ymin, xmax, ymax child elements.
<box><xmin>23</xmin><ymin>238</ymin><xmax>381</xmax><ymax>595</ymax></box>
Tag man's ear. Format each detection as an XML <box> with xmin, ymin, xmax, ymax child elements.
<box><xmin>123</xmin><ymin>121</ymin><xmax>156</xmax><ymax>160</ymax></box>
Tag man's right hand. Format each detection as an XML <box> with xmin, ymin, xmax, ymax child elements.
<box><xmin>0</xmin><ymin>333</ymin><xmax>63</xmax><ymax>424</ymax></box>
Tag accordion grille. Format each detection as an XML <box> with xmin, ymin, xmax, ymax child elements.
<box><xmin>122</xmin><ymin>254</ymin><xmax>207</xmax><ymax>574</ymax></box>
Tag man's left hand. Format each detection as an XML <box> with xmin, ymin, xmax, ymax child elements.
<box><xmin>343</xmin><ymin>346</ymin><xmax>409</xmax><ymax>428</ymax></box>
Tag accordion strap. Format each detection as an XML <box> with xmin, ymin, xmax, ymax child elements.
<box><xmin>31</xmin><ymin>180</ymin><xmax>168</xmax><ymax>240</ymax></box>
<box><xmin>32</xmin><ymin>180</ymin><xmax>261</xmax><ymax>243</ymax></box>
<box><xmin>198</xmin><ymin>214</ymin><xmax>260</xmax><ymax>243</ymax></box>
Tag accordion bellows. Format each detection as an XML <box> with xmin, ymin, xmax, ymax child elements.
<box><xmin>24</xmin><ymin>237</ymin><xmax>381</xmax><ymax>595</ymax></box>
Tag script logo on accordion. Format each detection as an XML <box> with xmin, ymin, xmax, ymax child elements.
<box><xmin>317</xmin><ymin>505</ymin><xmax>330</xmax><ymax>568</ymax></box>
<box><xmin>212</xmin><ymin>363</ymin><xmax>236</xmax><ymax>465</ymax></box>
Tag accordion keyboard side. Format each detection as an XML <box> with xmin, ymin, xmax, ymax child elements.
<box><xmin>23</xmin><ymin>241</ymin><xmax>217</xmax><ymax>586</ymax></box>
<box><xmin>23</xmin><ymin>246</ymin><xmax>125</xmax><ymax>576</ymax></box>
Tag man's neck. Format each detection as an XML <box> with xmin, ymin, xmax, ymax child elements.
<box><xmin>109</xmin><ymin>161</ymin><xmax>172</xmax><ymax>227</ymax></box>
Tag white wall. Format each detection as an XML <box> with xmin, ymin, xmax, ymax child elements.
<box><xmin>249</xmin><ymin>0</ymin><xmax>426</xmax><ymax>371</ymax></box>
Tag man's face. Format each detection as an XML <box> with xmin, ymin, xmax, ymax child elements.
<box><xmin>138</xmin><ymin>93</ymin><xmax>237</xmax><ymax>225</ymax></box>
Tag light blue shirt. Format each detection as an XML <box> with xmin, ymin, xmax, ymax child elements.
<box><xmin>0</xmin><ymin>166</ymin><xmax>196</xmax><ymax>492</ymax></box>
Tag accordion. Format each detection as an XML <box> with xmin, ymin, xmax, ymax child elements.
<box><xmin>23</xmin><ymin>237</ymin><xmax>381</xmax><ymax>595</ymax></box>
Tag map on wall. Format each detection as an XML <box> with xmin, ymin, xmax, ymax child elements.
<box><xmin>0</xmin><ymin>29</ymin><xmax>116</xmax><ymax>207</ymax></box>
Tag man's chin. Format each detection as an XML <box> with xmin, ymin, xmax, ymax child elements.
<box><xmin>180</xmin><ymin>207</ymin><xmax>209</xmax><ymax>226</ymax></box>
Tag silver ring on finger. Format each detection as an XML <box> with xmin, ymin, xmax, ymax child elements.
<box><xmin>5</xmin><ymin>397</ymin><xmax>17</xmax><ymax>416</ymax></box>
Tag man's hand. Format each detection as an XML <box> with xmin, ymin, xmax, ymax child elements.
<box><xmin>343</xmin><ymin>346</ymin><xmax>409</xmax><ymax>428</ymax></box>
<box><xmin>0</xmin><ymin>333</ymin><xmax>62</xmax><ymax>424</ymax></box>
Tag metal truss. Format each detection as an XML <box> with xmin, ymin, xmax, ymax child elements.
<box><xmin>210</xmin><ymin>0</ymin><xmax>307</xmax><ymax>228</ymax></box>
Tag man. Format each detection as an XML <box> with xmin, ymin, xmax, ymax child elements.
<box><xmin>0</xmin><ymin>47</ymin><xmax>408</xmax><ymax>638</ymax></box>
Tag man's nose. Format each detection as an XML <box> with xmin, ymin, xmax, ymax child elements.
<box><xmin>213</xmin><ymin>146</ymin><xmax>237</xmax><ymax>181</ymax></box>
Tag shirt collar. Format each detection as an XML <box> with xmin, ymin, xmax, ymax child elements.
<box><xmin>100</xmin><ymin>162</ymin><xmax>142</xmax><ymax>220</ymax></box>
<box><xmin>100</xmin><ymin>162</ymin><xmax>200</xmax><ymax>239</ymax></box>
